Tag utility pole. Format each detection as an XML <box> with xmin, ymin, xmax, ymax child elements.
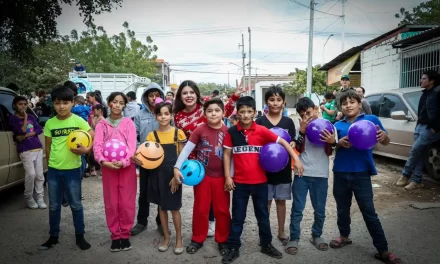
<box><xmin>239</xmin><ymin>34</ymin><xmax>246</xmax><ymax>91</ymax></box>
<box><xmin>248</xmin><ymin>27</ymin><xmax>252</xmax><ymax>96</ymax></box>
<box><xmin>228</xmin><ymin>71</ymin><xmax>230</xmax><ymax>89</ymax></box>
<box><xmin>341</xmin><ymin>0</ymin><xmax>346</xmax><ymax>52</ymax></box>
<box><xmin>306</xmin><ymin>0</ymin><xmax>315</xmax><ymax>98</ymax></box>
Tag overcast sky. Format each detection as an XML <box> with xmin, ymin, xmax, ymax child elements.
<box><xmin>57</xmin><ymin>0</ymin><xmax>422</xmax><ymax>86</ymax></box>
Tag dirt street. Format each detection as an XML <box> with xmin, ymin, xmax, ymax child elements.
<box><xmin>0</xmin><ymin>156</ymin><xmax>439</xmax><ymax>264</ymax></box>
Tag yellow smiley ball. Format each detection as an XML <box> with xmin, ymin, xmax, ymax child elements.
<box><xmin>66</xmin><ymin>130</ymin><xmax>92</xmax><ymax>149</ymax></box>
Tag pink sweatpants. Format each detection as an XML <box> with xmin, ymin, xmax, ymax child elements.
<box><xmin>102</xmin><ymin>164</ymin><xmax>137</xmax><ymax>240</ymax></box>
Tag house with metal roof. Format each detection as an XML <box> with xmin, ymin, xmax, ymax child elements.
<box><xmin>319</xmin><ymin>25</ymin><xmax>436</xmax><ymax>94</ymax></box>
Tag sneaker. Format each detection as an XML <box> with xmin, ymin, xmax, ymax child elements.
<box><xmin>404</xmin><ymin>181</ymin><xmax>424</xmax><ymax>191</ymax></box>
<box><xmin>130</xmin><ymin>223</ymin><xmax>146</xmax><ymax>236</ymax></box>
<box><xmin>221</xmin><ymin>248</ymin><xmax>239</xmax><ymax>264</ymax></box>
<box><xmin>207</xmin><ymin>221</ymin><xmax>215</xmax><ymax>237</ymax></box>
<box><xmin>36</xmin><ymin>199</ymin><xmax>47</xmax><ymax>209</ymax></box>
<box><xmin>396</xmin><ymin>176</ymin><xmax>409</xmax><ymax>186</ymax></box>
<box><xmin>261</xmin><ymin>244</ymin><xmax>283</xmax><ymax>259</ymax></box>
<box><xmin>121</xmin><ymin>239</ymin><xmax>132</xmax><ymax>251</ymax></box>
<box><xmin>110</xmin><ymin>239</ymin><xmax>121</xmax><ymax>252</ymax></box>
<box><xmin>26</xmin><ymin>198</ymin><xmax>38</xmax><ymax>209</ymax></box>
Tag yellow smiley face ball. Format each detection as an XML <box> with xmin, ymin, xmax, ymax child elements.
<box><xmin>66</xmin><ymin>130</ymin><xmax>92</xmax><ymax>149</ymax></box>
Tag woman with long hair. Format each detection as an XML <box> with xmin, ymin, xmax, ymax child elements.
<box><xmin>173</xmin><ymin>80</ymin><xmax>244</xmax><ymax>238</ymax></box>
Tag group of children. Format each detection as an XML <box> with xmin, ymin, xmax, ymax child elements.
<box><xmin>10</xmin><ymin>80</ymin><xmax>402</xmax><ymax>264</ymax></box>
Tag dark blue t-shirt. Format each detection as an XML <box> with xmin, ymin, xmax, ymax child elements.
<box><xmin>333</xmin><ymin>114</ymin><xmax>387</xmax><ymax>175</ymax></box>
<box><xmin>74</xmin><ymin>65</ymin><xmax>85</xmax><ymax>71</ymax></box>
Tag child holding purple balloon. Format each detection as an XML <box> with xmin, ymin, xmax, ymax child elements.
<box><xmin>330</xmin><ymin>90</ymin><xmax>402</xmax><ymax>264</ymax></box>
<box><xmin>93</xmin><ymin>92</ymin><xmax>137</xmax><ymax>252</ymax></box>
<box><xmin>222</xmin><ymin>96</ymin><xmax>303</xmax><ymax>264</ymax></box>
<box><xmin>285</xmin><ymin>97</ymin><xmax>336</xmax><ymax>256</ymax></box>
<box><xmin>256</xmin><ymin>85</ymin><xmax>296</xmax><ymax>246</ymax></box>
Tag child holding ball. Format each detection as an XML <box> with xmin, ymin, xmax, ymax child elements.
<box><xmin>93</xmin><ymin>92</ymin><xmax>137</xmax><ymax>252</ymax></box>
<box><xmin>331</xmin><ymin>90</ymin><xmax>402</xmax><ymax>264</ymax></box>
<box><xmin>145</xmin><ymin>101</ymin><xmax>187</xmax><ymax>254</ymax></box>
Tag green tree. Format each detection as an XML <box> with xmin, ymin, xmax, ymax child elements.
<box><xmin>395</xmin><ymin>0</ymin><xmax>440</xmax><ymax>25</ymax></box>
<box><xmin>0</xmin><ymin>0</ymin><xmax>123</xmax><ymax>59</ymax></box>
<box><xmin>197</xmin><ymin>82</ymin><xmax>234</xmax><ymax>96</ymax></box>
<box><xmin>283</xmin><ymin>65</ymin><xmax>327</xmax><ymax>96</ymax></box>
<box><xmin>0</xmin><ymin>22</ymin><xmax>158</xmax><ymax>94</ymax></box>
<box><xmin>67</xmin><ymin>22</ymin><xmax>157</xmax><ymax>78</ymax></box>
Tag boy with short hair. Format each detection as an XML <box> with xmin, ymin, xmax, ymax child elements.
<box><xmin>256</xmin><ymin>85</ymin><xmax>296</xmax><ymax>246</ymax></box>
<box><xmin>285</xmin><ymin>97</ymin><xmax>336</xmax><ymax>256</ymax></box>
<box><xmin>39</xmin><ymin>85</ymin><xmax>93</xmax><ymax>251</ymax></box>
<box><xmin>222</xmin><ymin>96</ymin><xmax>304</xmax><ymax>264</ymax></box>
<box><xmin>71</xmin><ymin>95</ymin><xmax>90</xmax><ymax>122</ymax></box>
<box><xmin>173</xmin><ymin>98</ymin><xmax>231</xmax><ymax>256</ymax></box>
<box><xmin>321</xmin><ymin>92</ymin><xmax>337</xmax><ymax>123</ymax></box>
<box><xmin>229</xmin><ymin>115</ymin><xmax>238</xmax><ymax>126</ymax></box>
<box><xmin>330</xmin><ymin>90</ymin><xmax>402</xmax><ymax>264</ymax></box>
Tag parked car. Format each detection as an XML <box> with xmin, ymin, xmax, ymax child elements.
<box><xmin>0</xmin><ymin>87</ymin><xmax>47</xmax><ymax>191</ymax></box>
<box><xmin>364</xmin><ymin>88</ymin><xmax>440</xmax><ymax>180</ymax></box>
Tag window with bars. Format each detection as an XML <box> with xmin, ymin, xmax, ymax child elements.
<box><xmin>400</xmin><ymin>40</ymin><xmax>440</xmax><ymax>88</ymax></box>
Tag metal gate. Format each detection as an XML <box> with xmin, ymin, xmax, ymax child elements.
<box><xmin>400</xmin><ymin>38</ymin><xmax>440</xmax><ymax>88</ymax></box>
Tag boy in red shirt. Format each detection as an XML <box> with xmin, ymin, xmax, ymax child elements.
<box><xmin>222</xmin><ymin>96</ymin><xmax>304</xmax><ymax>264</ymax></box>
<box><xmin>174</xmin><ymin>98</ymin><xmax>231</xmax><ymax>256</ymax></box>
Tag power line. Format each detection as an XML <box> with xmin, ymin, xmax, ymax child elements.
<box><xmin>135</xmin><ymin>17</ymin><xmax>335</xmax><ymax>35</ymax></box>
<box><xmin>172</xmin><ymin>69</ymin><xmax>252</xmax><ymax>75</ymax></box>
<box><xmin>289</xmin><ymin>0</ymin><xmax>341</xmax><ymax>17</ymax></box>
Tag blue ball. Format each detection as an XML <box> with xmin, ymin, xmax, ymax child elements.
<box><xmin>180</xmin><ymin>160</ymin><xmax>205</xmax><ymax>186</ymax></box>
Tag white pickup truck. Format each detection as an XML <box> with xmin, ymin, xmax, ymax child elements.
<box><xmin>69</xmin><ymin>72</ymin><xmax>151</xmax><ymax>103</ymax></box>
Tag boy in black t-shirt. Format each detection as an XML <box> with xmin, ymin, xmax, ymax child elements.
<box><xmin>256</xmin><ymin>85</ymin><xmax>296</xmax><ymax>246</ymax></box>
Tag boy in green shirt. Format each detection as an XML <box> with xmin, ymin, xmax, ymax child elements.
<box><xmin>39</xmin><ymin>85</ymin><xmax>94</xmax><ymax>251</ymax></box>
<box><xmin>321</xmin><ymin>92</ymin><xmax>337</xmax><ymax>123</ymax></box>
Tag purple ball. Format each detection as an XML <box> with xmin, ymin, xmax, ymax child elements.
<box><xmin>306</xmin><ymin>119</ymin><xmax>334</xmax><ymax>145</ymax></box>
<box><xmin>348</xmin><ymin>120</ymin><xmax>378</xmax><ymax>150</ymax></box>
<box><xmin>270</xmin><ymin>127</ymin><xmax>291</xmax><ymax>143</ymax></box>
<box><xmin>259</xmin><ymin>143</ymin><xmax>289</xmax><ymax>172</ymax></box>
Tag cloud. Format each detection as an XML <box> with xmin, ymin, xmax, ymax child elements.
<box><xmin>56</xmin><ymin>0</ymin><xmax>419</xmax><ymax>84</ymax></box>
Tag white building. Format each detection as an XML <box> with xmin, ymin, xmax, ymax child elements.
<box><xmin>320</xmin><ymin>25</ymin><xmax>435</xmax><ymax>95</ymax></box>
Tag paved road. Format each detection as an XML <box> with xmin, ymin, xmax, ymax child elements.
<box><xmin>0</xmin><ymin>157</ymin><xmax>439</xmax><ymax>264</ymax></box>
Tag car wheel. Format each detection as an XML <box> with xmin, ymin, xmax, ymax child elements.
<box><xmin>425</xmin><ymin>145</ymin><xmax>440</xmax><ymax>181</ymax></box>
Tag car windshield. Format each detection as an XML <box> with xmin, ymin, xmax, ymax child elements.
<box><xmin>403</xmin><ymin>91</ymin><xmax>422</xmax><ymax>114</ymax></box>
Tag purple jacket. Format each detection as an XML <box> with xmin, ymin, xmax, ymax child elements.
<box><xmin>9</xmin><ymin>114</ymin><xmax>43</xmax><ymax>153</ymax></box>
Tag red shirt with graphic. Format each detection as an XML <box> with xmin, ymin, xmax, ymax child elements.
<box><xmin>174</xmin><ymin>94</ymin><xmax>238</xmax><ymax>159</ymax></box>
<box><xmin>189</xmin><ymin>123</ymin><xmax>228</xmax><ymax>177</ymax></box>
<box><xmin>223</xmin><ymin>121</ymin><xmax>279</xmax><ymax>184</ymax></box>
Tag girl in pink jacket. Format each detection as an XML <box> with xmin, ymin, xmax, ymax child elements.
<box><xmin>93</xmin><ymin>92</ymin><xmax>137</xmax><ymax>252</ymax></box>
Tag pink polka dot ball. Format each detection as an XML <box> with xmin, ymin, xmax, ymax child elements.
<box><xmin>103</xmin><ymin>139</ymin><xmax>128</xmax><ymax>162</ymax></box>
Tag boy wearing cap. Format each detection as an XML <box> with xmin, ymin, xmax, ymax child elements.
<box><xmin>335</xmin><ymin>75</ymin><xmax>353</xmax><ymax>121</ymax></box>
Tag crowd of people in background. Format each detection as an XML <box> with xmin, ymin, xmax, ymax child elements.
<box><xmin>4</xmin><ymin>74</ymin><xmax>412</xmax><ymax>264</ymax></box>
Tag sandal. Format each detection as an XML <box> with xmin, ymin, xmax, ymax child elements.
<box><xmin>284</xmin><ymin>240</ymin><xmax>299</xmax><ymax>255</ymax></box>
<box><xmin>186</xmin><ymin>241</ymin><xmax>203</xmax><ymax>254</ymax></box>
<box><xmin>329</xmin><ymin>236</ymin><xmax>352</xmax><ymax>249</ymax></box>
<box><xmin>374</xmin><ymin>253</ymin><xmax>403</xmax><ymax>264</ymax></box>
<box><xmin>218</xmin><ymin>242</ymin><xmax>229</xmax><ymax>256</ymax></box>
<box><xmin>309</xmin><ymin>236</ymin><xmax>328</xmax><ymax>251</ymax></box>
<box><xmin>278</xmin><ymin>236</ymin><xmax>289</xmax><ymax>246</ymax></box>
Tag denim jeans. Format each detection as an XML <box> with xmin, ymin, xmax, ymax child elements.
<box><xmin>47</xmin><ymin>167</ymin><xmax>85</xmax><ymax>237</ymax></box>
<box><xmin>402</xmin><ymin>124</ymin><xmax>440</xmax><ymax>183</ymax></box>
<box><xmin>62</xmin><ymin>155</ymin><xmax>86</xmax><ymax>205</ymax></box>
<box><xmin>333</xmin><ymin>171</ymin><xmax>388</xmax><ymax>252</ymax></box>
<box><xmin>290</xmin><ymin>176</ymin><xmax>328</xmax><ymax>241</ymax></box>
<box><xmin>228</xmin><ymin>183</ymin><xmax>272</xmax><ymax>249</ymax></box>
